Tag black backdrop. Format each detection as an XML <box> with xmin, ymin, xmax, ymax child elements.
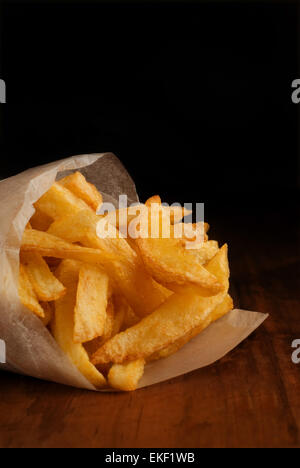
<box><xmin>0</xmin><ymin>1</ymin><xmax>299</xmax><ymax>215</ymax></box>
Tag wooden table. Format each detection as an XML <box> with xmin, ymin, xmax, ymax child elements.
<box><xmin>0</xmin><ymin>206</ymin><xmax>299</xmax><ymax>448</ymax></box>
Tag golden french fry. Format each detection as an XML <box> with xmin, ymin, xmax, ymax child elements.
<box><xmin>48</xmin><ymin>210</ymin><xmax>170</xmax><ymax>316</ymax></box>
<box><xmin>145</xmin><ymin>195</ymin><xmax>161</xmax><ymax>207</ymax></box>
<box><xmin>108</xmin><ymin>359</ymin><xmax>145</xmax><ymax>391</ymax></box>
<box><xmin>74</xmin><ymin>265</ymin><xmax>110</xmax><ymax>343</ymax></box>
<box><xmin>92</xmin><ymin>245</ymin><xmax>229</xmax><ymax>365</ymax></box>
<box><xmin>58</xmin><ymin>172</ymin><xmax>103</xmax><ymax>211</ymax></box>
<box><xmin>146</xmin><ymin>195</ymin><xmax>192</xmax><ymax>224</ymax></box>
<box><xmin>83</xmin><ymin>299</ymin><xmax>115</xmax><ymax>357</ymax></box>
<box><xmin>21</xmin><ymin>252</ymin><xmax>66</xmax><ymax>302</ymax></box>
<box><xmin>18</xmin><ymin>264</ymin><xmax>45</xmax><ymax>318</ymax></box>
<box><xmin>101</xmin><ymin>300</ymin><xmax>115</xmax><ymax>343</ymax></box>
<box><xmin>149</xmin><ymin>294</ymin><xmax>233</xmax><ymax>361</ymax></box>
<box><xmin>22</xmin><ymin>229</ymin><xmax>115</xmax><ymax>265</ymax></box>
<box><xmin>52</xmin><ymin>260</ymin><xmax>106</xmax><ymax>388</ymax></box>
<box><xmin>137</xmin><ymin>236</ymin><xmax>223</xmax><ymax>297</ymax></box>
<box><xmin>30</xmin><ymin>209</ymin><xmax>53</xmax><ymax>231</ymax></box>
<box><xmin>34</xmin><ymin>182</ymin><xmax>92</xmax><ymax>221</ymax></box>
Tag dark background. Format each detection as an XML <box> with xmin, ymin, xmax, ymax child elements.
<box><xmin>0</xmin><ymin>1</ymin><xmax>299</xmax><ymax>213</ymax></box>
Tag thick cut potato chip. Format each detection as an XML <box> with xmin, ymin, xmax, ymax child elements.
<box><xmin>111</xmin><ymin>295</ymin><xmax>127</xmax><ymax>336</ymax></box>
<box><xmin>40</xmin><ymin>302</ymin><xmax>54</xmax><ymax>327</ymax></box>
<box><xmin>35</xmin><ymin>182</ymin><xmax>92</xmax><ymax>220</ymax></box>
<box><xmin>19</xmin><ymin>264</ymin><xmax>45</xmax><ymax>318</ymax></box>
<box><xmin>92</xmin><ymin>245</ymin><xmax>229</xmax><ymax>365</ymax></box>
<box><xmin>100</xmin><ymin>300</ymin><xmax>115</xmax><ymax>343</ymax></box>
<box><xmin>190</xmin><ymin>240</ymin><xmax>219</xmax><ymax>264</ymax></box>
<box><xmin>58</xmin><ymin>172</ymin><xmax>103</xmax><ymax>211</ymax></box>
<box><xmin>52</xmin><ymin>260</ymin><xmax>106</xmax><ymax>388</ymax></box>
<box><xmin>21</xmin><ymin>252</ymin><xmax>66</xmax><ymax>301</ymax></box>
<box><xmin>48</xmin><ymin>210</ymin><xmax>170</xmax><ymax>316</ymax></box>
<box><xmin>149</xmin><ymin>294</ymin><xmax>233</xmax><ymax>361</ymax></box>
<box><xmin>108</xmin><ymin>359</ymin><xmax>145</xmax><ymax>391</ymax></box>
<box><xmin>137</xmin><ymin>236</ymin><xmax>223</xmax><ymax>297</ymax></box>
<box><xmin>74</xmin><ymin>265</ymin><xmax>110</xmax><ymax>343</ymax></box>
<box><xmin>22</xmin><ymin>229</ymin><xmax>115</xmax><ymax>265</ymax></box>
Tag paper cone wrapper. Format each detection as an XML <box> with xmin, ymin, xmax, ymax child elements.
<box><xmin>0</xmin><ymin>153</ymin><xmax>268</xmax><ymax>390</ymax></box>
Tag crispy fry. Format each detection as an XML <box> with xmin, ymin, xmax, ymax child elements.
<box><xmin>149</xmin><ymin>294</ymin><xmax>233</xmax><ymax>361</ymax></box>
<box><xmin>145</xmin><ymin>195</ymin><xmax>192</xmax><ymax>224</ymax></box>
<box><xmin>83</xmin><ymin>299</ymin><xmax>115</xmax><ymax>357</ymax></box>
<box><xmin>21</xmin><ymin>252</ymin><xmax>66</xmax><ymax>302</ymax></box>
<box><xmin>52</xmin><ymin>260</ymin><xmax>106</xmax><ymax>388</ymax></box>
<box><xmin>137</xmin><ymin>236</ymin><xmax>223</xmax><ymax>296</ymax></box>
<box><xmin>40</xmin><ymin>301</ymin><xmax>54</xmax><ymax>327</ymax></box>
<box><xmin>34</xmin><ymin>182</ymin><xmax>92</xmax><ymax>220</ymax></box>
<box><xmin>92</xmin><ymin>245</ymin><xmax>229</xmax><ymax>365</ymax></box>
<box><xmin>108</xmin><ymin>359</ymin><xmax>145</xmax><ymax>391</ymax></box>
<box><xmin>22</xmin><ymin>229</ymin><xmax>115</xmax><ymax>265</ymax></box>
<box><xmin>74</xmin><ymin>265</ymin><xmax>110</xmax><ymax>343</ymax></box>
<box><xmin>104</xmin><ymin>198</ymin><xmax>192</xmax><ymax>238</ymax></box>
<box><xmin>18</xmin><ymin>264</ymin><xmax>45</xmax><ymax>318</ymax></box>
<box><xmin>58</xmin><ymin>172</ymin><xmax>103</xmax><ymax>211</ymax></box>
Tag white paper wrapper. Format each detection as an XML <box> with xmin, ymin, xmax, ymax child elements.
<box><xmin>0</xmin><ymin>153</ymin><xmax>268</xmax><ymax>391</ymax></box>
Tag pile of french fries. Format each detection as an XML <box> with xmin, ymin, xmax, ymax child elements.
<box><xmin>19</xmin><ymin>171</ymin><xmax>233</xmax><ymax>391</ymax></box>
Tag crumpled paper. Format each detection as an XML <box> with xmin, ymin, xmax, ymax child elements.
<box><xmin>0</xmin><ymin>153</ymin><xmax>268</xmax><ymax>391</ymax></box>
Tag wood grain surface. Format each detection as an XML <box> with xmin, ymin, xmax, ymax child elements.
<box><xmin>0</xmin><ymin>206</ymin><xmax>299</xmax><ymax>448</ymax></box>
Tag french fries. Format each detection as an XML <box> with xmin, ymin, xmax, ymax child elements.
<box><xmin>47</xmin><ymin>210</ymin><xmax>170</xmax><ymax>317</ymax></box>
<box><xmin>137</xmin><ymin>236</ymin><xmax>223</xmax><ymax>296</ymax></box>
<box><xmin>145</xmin><ymin>195</ymin><xmax>192</xmax><ymax>224</ymax></box>
<box><xmin>149</xmin><ymin>294</ymin><xmax>233</xmax><ymax>361</ymax></box>
<box><xmin>58</xmin><ymin>172</ymin><xmax>103</xmax><ymax>211</ymax></box>
<box><xmin>108</xmin><ymin>359</ymin><xmax>145</xmax><ymax>392</ymax></box>
<box><xmin>18</xmin><ymin>171</ymin><xmax>233</xmax><ymax>391</ymax></box>
<box><xmin>91</xmin><ymin>245</ymin><xmax>229</xmax><ymax>365</ymax></box>
<box><xmin>52</xmin><ymin>260</ymin><xmax>106</xmax><ymax>388</ymax></box>
<box><xmin>35</xmin><ymin>182</ymin><xmax>93</xmax><ymax>220</ymax></box>
<box><xmin>30</xmin><ymin>209</ymin><xmax>53</xmax><ymax>232</ymax></box>
<box><xmin>22</xmin><ymin>229</ymin><xmax>116</xmax><ymax>265</ymax></box>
